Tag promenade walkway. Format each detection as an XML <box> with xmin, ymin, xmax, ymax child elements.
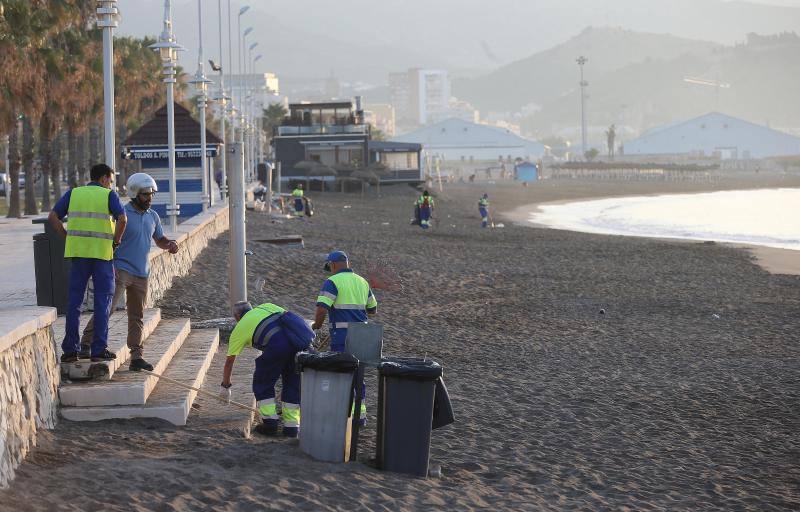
<box><xmin>0</xmin><ymin>215</ymin><xmax>43</xmax><ymax>308</ymax></box>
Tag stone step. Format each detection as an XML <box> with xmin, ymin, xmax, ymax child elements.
<box><xmin>53</xmin><ymin>308</ymin><xmax>162</xmax><ymax>379</ymax></box>
<box><xmin>59</xmin><ymin>318</ymin><xmax>190</xmax><ymax>408</ymax></box>
<box><xmin>60</xmin><ymin>328</ymin><xmax>220</xmax><ymax>426</ymax></box>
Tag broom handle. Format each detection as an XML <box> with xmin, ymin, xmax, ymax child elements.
<box><xmin>142</xmin><ymin>369</ymin><xmax>261</xmax><ymax>415</ymax></box>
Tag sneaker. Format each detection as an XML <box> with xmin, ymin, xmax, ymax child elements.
<box><xmin>129</xmin><ymin>358</ymin><xmax>154</xmax><ymax>372</ymax></box>
<box><xmin>90</xmin><ymin>349</ymin><xmax>117</xmax><ymax>362</ymax></box>
<box><xmin>60</xmin><ymin>352</ymin><xmax>78</xmax><ymax>363</ymax></box>
<box><xmin>254</xmin><ymin>419</ymin><xmax>279</xmax><ymax>436</ymax></box>
<box><xmin>283</xmin><ymin>426</ymin><xmax>299</xmax><ymax>438</ymax></box>
<box><xmin>79</xmin><ymin>346</ymin><xmax>91</xmax><ymax>359</ymax></box>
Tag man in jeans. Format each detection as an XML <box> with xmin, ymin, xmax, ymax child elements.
<box><xmin>81</xmin><ymin>173</ymin><xmax>178</xmax><ymax>371</ymax></box>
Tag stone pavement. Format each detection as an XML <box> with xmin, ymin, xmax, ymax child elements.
<box><xmin>0</xmin><ymin>216</ymin><xmax>45</xmax><ymax>308</ymax></box>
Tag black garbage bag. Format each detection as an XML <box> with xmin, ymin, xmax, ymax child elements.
<box><xmin>303</xmin><ymin>196</ymin><xmax>314</xmax><ymax>217</ymax></box>
<box><xmin>378</xmin><ymin>358</ymin><xmax>442</xmax><ymax>381</ymax></box>
<box><xmin>295</xmin><ymin>351</ymin><xmax>359</xmax><ymax>373</ymax></box>
<box><xmin>432</xmin><ymin>376</ymin><xmax>455</xmax><ymax>429</ymax></box>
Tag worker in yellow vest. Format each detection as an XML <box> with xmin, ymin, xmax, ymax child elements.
<box><xmin>49</xmin><ymin>164</ymin><xmax>127</xmax><ymax>363</ymax></box>
<box><xmin>291</xmin><ymin>183</ymin><xmax>304</xmax><ymax>217</ymax></box>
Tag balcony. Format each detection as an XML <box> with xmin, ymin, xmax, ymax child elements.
<box><xmin>275</xmin><ymin>124</ymin><xmax>370</xmax><ymax>137</ymax></box>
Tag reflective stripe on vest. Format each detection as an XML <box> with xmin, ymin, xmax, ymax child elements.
<box><xmin>250</xmin><ymin>303</ymin><xmax>287</xmax><ymax>350</ymax></box>
<box><xmin>329</xmin><ymin>272</ymin><xmax>371</xmax><ymax>312</ymax></box>
<box><xmin>64</xmin><ymin>186</ymin><xmax>114</xmax><ymax>260</ymax></box>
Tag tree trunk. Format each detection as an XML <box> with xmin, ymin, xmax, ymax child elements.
<box><xmin>77</xmin><ymin>130</ymin><xmax>87</xmax><ymax>185</ymax></box>
<box><xmin>39</xmin><ymin>115</ymin><xmax>52</xmax><ymax>211</ymax></box>
<box><xmin>89</xmin><ymin>123</ymin><xmax>101</xmax><ymax>166</ymax></box>
<box><xmin>51</xmin><ymin>132</ymin><xmax>63</xmax><ymax>200</ymax></box>
<box><xmin>7</xmin><ymin>120</ymin><xmax>21</xmax><ymax>218</ymax></box>
<box><xmin>23</xmin><ymin>116</ymin><xmax>38</xmax><ymax>216</ymax></box>
<box><xmin>67</xmin><ymin>128</ymin><xmax>78</xmax><ymax>189</ymax></box>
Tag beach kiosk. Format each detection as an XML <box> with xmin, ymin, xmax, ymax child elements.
<box><xmin>515</xmin><ymin>162</ymin><xmax>538</xmax><ymax>183</ymax></box>
<box><xmin>121</xmin><ymin>102</ymin><xmax>223</xmax><ymax>219</ymax></box>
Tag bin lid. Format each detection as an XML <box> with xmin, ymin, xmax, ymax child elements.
<box><xmin>295</xmin><ymin>351</ymin><xmax>359</xmax><ymax>373</ymax></box>
<box><xmin>378</xmin><ymin>357</ymin><xmax>442</xmax><ymax>381</ymax></box>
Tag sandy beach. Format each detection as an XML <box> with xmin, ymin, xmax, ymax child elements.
<box><xmin>2</xmin><ymin>176</ymin><xmax>799</xmax><ymax>511</ymax></box>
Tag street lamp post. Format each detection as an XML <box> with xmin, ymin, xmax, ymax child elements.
<box><xmin>252</xmin><ymin>53</ymin><xmax>262</xmax><ymax>172</ymax></box>
<box><xmin>189</xmin><ymin>0</ymin><xmax>213</xmax><ymax>210</ymax></box>
<box><xmin>150</xmin><ymin>0</ymin><xmax>186</xmax><ymax>232</ymax></box>
<box><xmin>97</xmin><ymin>0</ymin><xmax>119</xmax><ymax>170</ymax></box>
<box><xmin>241</xmin><ymin>26</ymin><xmax>253</xmax><ymax>180</ymax></box>
<box><xmin>576</xmin><ymin>56</ymin><xmax>588</xmax><ymax>157</ymax></box>
<box><xmin>248</xmin><ymin>43</ymin><xmax>259</xmax><ymax>177</ymax></box>
<box><xmin>215</xmin><ymin>0</ymin><xmax>228</xmax><ymax>199</ymax></box>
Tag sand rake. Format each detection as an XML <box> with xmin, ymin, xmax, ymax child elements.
<box><xmin>141</xmin><ymin>369</ymin><xmax>261</xmax><ymax>415</ymax></box>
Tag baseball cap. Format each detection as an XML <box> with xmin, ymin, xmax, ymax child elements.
<box><xmin>323</xmin><ymin>250</ymin><xmax>348</xmax><ymax>271</ymax></box>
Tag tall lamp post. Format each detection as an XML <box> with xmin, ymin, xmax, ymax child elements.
<box><xmin>252</xmin><ymin>53</ymin><xmax>263</xmax><ymax>171</ymax></box>
<box><xmin>97</xmin><ymin>1</ymin><xmax>119</xmax><ymax>170</ymax></box>
<box><xmin>214</xmin><ymin>0</ymin><xmax>228</xmax><ymax>199</ymax></box>
<box><xmin>189</xmin><ymin>0</ymin><xmax>213</xmax><ymax>210</ymax></box>
<box><xmin>240</xmin><ymin>27</ymin><xmax>253</xmax><ymax>180</ymax></box>
<box><xmin>576</xmin><ymin>56</ymin><xmax>588</xmax><ymax>157</ymax></box>
<box><xmin>150</xmin><ymin>0</ymin><xmax>186</xmax><ymax>232</ymax></box>
<box><xmin>248</xmin><ymin>42</ymin><xmax>259</xmax><ymax>177</ymax></box>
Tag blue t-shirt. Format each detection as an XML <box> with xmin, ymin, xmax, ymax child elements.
<box><xmin>52</xmin><ymin>182</ymin><xmax>125</xmax><ymax>221</ymax></box>
<box><xmin>113</xmin><ymin>202</ymin><xmax>164</xmax><ymax>278</ymax></box>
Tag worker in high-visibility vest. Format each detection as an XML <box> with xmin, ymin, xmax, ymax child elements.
<box><xmin>311</xmin><ymin>250</ymin><xmax>377</xmax><ymax>426</ymax></box>
<box><xmin>221</xmin><ymin>301</ymin><xmax>315</xmax><ymax>437</ymax></box>
<box><xmin>416</xmin><ymin>190</ymin><xmax>435</xmax><ymax>229</ymax></box>
<box><xmin>479</xmin><ymin>193</ymin><xmax>490</xmax><ymax>228</ymax></box>
<box><xmin>49</xmin><ymin>164</ymin><xmax>127</xmax><ymax>363</ymax></box>
<box><xmin>291</xmin><ymin>183</ymin><xmax>304</xmax><ymax>217</ymax></box>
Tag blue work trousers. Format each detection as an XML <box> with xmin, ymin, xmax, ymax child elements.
<box><xmin>252</xmin><ymin>330</ymin><xmax>301</xmax><ymax>406</ymax></box>
<box><xmin>330</xmin><ymin>327</ymin><xmax>366</xmax><ymax>403</ymax></box>
<box><xmin>419</xmin><ymin>206</ymin><xmax>431</xmax><ymax>229</ymax></box>
<box><xmin>294</xmin><ymin>197</ymin><xmax>304</xmax><ymax>214</ymax></box>
<box><xmin>479</xmin><ymin>206</ymin><xmax>489</xmax><ymax>228</ymax></box>
<box><xmin>63</xmin><ymin>258</ymin><xmax>115</xmax><ymax>356</ymax></box>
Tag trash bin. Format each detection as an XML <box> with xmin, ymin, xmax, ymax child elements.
<box><xmin>296</xmin><ymin>351</ymin><xmax>359</xmax><ymax>462</ymax></box>
<box><xmin>376</xmin><ymin>358</ymin><xmax>444</xmax><ymax>477</ymax></box>
<box><xmin>32</xmin><ymin>217</ymin><xmax>70</xmax><ymax>314</ymax></box>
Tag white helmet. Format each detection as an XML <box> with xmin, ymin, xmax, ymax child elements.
<box><xmin>126</xmin><ymin>173</ymin><xmax>158</xmax><ymax>196</ymax></box>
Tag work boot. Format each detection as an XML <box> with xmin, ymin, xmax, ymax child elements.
<box><xmin>91</xmin><ymin>349</ymin><xmax>117</xmax><ymax>362</ymax></box>
<box><xmin>254</xmin><ymin>419</ymin><xmax>279</xmax><ymax>436</ymax></box>
<box><xmin>283</xmin><ymin>426</ymin><xmax>299</xmax><ymax>438</ymax></box>
<box><xmin>79</xmin><ymin>346</ymin><xmax>91</xmax><ymax>359</ymax></box>
<box><xmin>60</xmin><ymin>352</ymin><xmax>78</xmax><ymax>363</ymax></box>
<box><xmin>129</xmin><ymin>358</ymin><xmax>154</xmax><ymax>372</ymax></box>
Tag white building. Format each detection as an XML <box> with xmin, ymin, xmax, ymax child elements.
<box><xmin>390</xmin><ymin>68</ymin><xmax>450</xmax><ymax>126</ymax></box>
<box><xmin>209</xmin><ymin>72</ymin><xmax>284</xmax><ymax>112</ymax></box>
<box><xmin>625</xmin><ymin>112</ymin><xmax>800</xmax><ymax>159</ymax></box>
<box><xmin>392</xmin><ymin>118</ymin><xmax>546</xmax><ymax>162</ymax></box>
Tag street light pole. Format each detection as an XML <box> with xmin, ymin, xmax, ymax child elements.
<box><xmin>190</xmin><ymin>0</ymin><xmax>213</xmax><ymax>210</ymax></box>
<box><xmin>248</xmin><ymin>42</ymin><xmax>258</xmax><ymax>177</ymax></box>
<box><xmin>241</xmin><ymin>26</ymin><xmax>253</xmax><ymax>180</ymax></box>
<box><xmin>577</xmin><ymin>56</ymin><xmax>588</xmax><ymax>157</ymax></box>
<box><xmin>97</xmin><ymin>0</ymin><xmax>118</xmax><ymax>170</ymax></box>
<box><xmin>150</xmin><ymin>0</ymin><xmax>186</xmax><ymax>232</ymax></box>
<box><xmin>216</xmin><ymin>0</ymin><xmax>228</xmax><ymax>200</ymax></box>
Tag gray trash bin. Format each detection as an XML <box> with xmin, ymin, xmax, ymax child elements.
<box><xmin>32</xmin><ymin>217</ymin><xmax>70</xmax><ymax>314</ymax></box>
<box><xmin>376</xmin><ymin>358</ymin><xmax>444</xmax><ymax>477</ymax></box>
<box><xmin>296</xmin><ymin>351</ymin><xmax>359</xmax><ymax>462</ymax></box>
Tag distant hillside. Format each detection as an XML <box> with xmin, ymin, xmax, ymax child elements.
<box><xmin>520</xmin><ymin>32</ymin><xmax>800</xmax><ymax>138</ymax></box>
<box><xmin>454</xmin><ymin>27</ymin><xmax>722</xmax><ymax>113</ymax></box>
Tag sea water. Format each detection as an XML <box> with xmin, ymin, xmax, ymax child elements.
<box><xmin>529</xmin><ymin>188</ymin><xmax>800</xmax><ymax>251</ymax></box>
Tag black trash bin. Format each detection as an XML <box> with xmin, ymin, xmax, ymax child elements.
<box><xmin>376</xmin><ymin>358</ymin><xmax>444</xmax><ymax>477</ymax></box>
<box><xmin>32</xmin><ymin>217</ymin><xmax>70</xmax><ymax>314</ymax></box>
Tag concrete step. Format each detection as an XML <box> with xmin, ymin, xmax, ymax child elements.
<box><xmin>53</xmin><ymin>308</ymin><xmax>162</xmax><ymax>379</ymax></box>
<box><xmin>60</xmin><ymin>328</ymin><xmax>220</xmax><ymax>425</ymax></box>
<box><xmin>59</xmin><ymin>318</ymin><xmax>190</xmax><ymax>408</ymax></box>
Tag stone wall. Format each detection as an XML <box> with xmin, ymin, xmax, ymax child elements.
<box><xmin>145</xmin><ymin>203</ymin><xmax>229</xmax><ymax>307</ymax></box>
<box><xmin>0</xmin><ymin>307</ymin><xmax>58</xmax><ymax>488</ymax></box>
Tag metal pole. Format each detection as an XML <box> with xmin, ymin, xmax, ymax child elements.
<box><xmin>97</xmin><ymin>0</ymin><xmax>118</xmax><ymax>169</ymax></box>
<box><xmin>3</xmin><ymin>135</ymin><xmax>9</xmax><ymax>209</ymax></box>
<box><xmin>276</xmin><ymin>161</ymin><xmax>281</xmax><ymax>194</ymax></box>
<box><xmin>218</xmin><ymin>0</ymin><xmax>228</xmax><ymax>200</ymax></box>
<box><xmin>266</xmin><ymin>161</ymin><xmax>272</xmax><ymax>213</ymax></box>
<box><xmin>167</xmin><ymin>80</ymin><xmax>177</xmax><ymax>231</ymax></box>
<box><xmin>197</xmin><ymin>0</ymin><xmax>209</xmax><ymax>210</ymax></box>
<box><xmin>577</xmin><ymin>56</ymin><xmax>588</xmax><ymax>157</ymax></box>
<box><xmin>228</xmin><ymin>141</ymin><xmax>247</xmax><ymax>309</ymax></box>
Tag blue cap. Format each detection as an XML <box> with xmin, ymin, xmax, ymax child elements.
<box><xmin>325</xmin><ymin>250</ymin><xmax>348</xmax><ymax>263</ymax></box>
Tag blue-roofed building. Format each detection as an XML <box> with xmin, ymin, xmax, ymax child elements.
<box><xmin>391</xmin><ymin>118</ymin><xmax>546</xmax><ymax>162</ymax></box>
<box><xmin>625</xmin><ymin>112</ymin><xmax>800</xmax><ymax>159</ymax></box>
<box><xmin>121</xmin><ymin>102</ymin><xmax>223</xmax><ymax>219</ymax></box>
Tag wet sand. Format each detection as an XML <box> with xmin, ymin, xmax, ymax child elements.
<box><xmin>2</xmin><ymin>176</ymin><xmax>799</xmax><ymax>511</ymax></box>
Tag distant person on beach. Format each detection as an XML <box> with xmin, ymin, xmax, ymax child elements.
<box><xmin>253</xmin><ymin>180</ymin><xmax>267</xmax><ymax>203</ymax></box>
<box><xmin>79</xmin><ymin>173</ymin><xmax>178</xmax><ymax>371</ymax></box>
<box><xmin>292</xmin><ymin>183</ymin><xmax>304</xmax><ymax>217</ymax></box>
<box><xmin>49</xmin><ymin>164</ymin><xmax>127</xmax><ymax>364</ymax></box>
<box><xmin>416</xmin><ymin>190</ymin><xmax>435</xmax><ymax>229</ymax></box>
<box><xmin>223</xmin><ymin>301</ymin><xmax>314</xmax><ymax>437</ymax></box>
<box><xmin>311</xmin><ymin>250</ymin><xmax>377</xmax><ymax>425</ymax></box>
<box><xmin>214</xmin><ymin>168</ymin><xmax>223</xmax><ymax>198</ymax></box>
<box><xmin>479</xmin><ymin>193</ymin><xmax>490</xmax><ymax>228</ymax></box>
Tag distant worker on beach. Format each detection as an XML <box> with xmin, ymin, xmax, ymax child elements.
<box><xmin>416</xmin><ymin>190</ymin><xmax>435</xmax><ymax>229</ymax></box>
<box><xmin>80</xmin><ymin>173</ymin><xmax>179</xmax><ymax>372</ymax></box>
<box><xmin>292</xmin><ymin>183</ymin><xmax>304</xmax><ymax>217</ymax></box>
<box><xmin>479</xmin><ymin>193</ymin><xmax>490</xmax><ymax>228</ymax></box>
<box><xmin>311</xmin><ymin>251</ymin><xmax>377</xmax><ymax>425</ymax></box>
<box><xmin>49</xmin><ymin>164</ymin><xmax>127</xmax><ymax>364</ymax></box>
<box><xmin>222</xmin><ymin>301</ymin><xmax>315</xmax><ymax>438</ymax></box>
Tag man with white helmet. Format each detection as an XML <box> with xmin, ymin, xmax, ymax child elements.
<box><xmin>81</xmin><ymin>173</ymin><xmax>179</xmax><ymax>371</ymax></box>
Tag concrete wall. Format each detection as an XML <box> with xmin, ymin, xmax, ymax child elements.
<box><xmin>0</xmin><ymin>307</ymin><xmax>58</xmax><ymax>488</ymax></box>
<box><xmin>145</xmin><ymin>202</ymin><xmax>229</xmax><ymax>308</ymax></box>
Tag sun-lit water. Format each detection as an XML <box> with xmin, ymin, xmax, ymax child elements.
<box><xmin>529</xmin><ymin>188</ymin><xmax>800</xmax><ymax>251</ymax></box>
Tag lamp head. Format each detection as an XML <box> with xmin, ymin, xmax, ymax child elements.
<box><xmin>239</xmin><ymin>5</ymin><xmax>250</xmax><ymax>15</ymax></box>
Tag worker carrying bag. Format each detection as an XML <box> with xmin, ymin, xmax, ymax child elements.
<box><xmin>252</xmin><ymin>311</ymin><xmax>315</xmax><ymax>352</ymax></box>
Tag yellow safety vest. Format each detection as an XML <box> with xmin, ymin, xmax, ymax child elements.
<box><xmin>64</xmin><ymin>186</ymin><xmax>115</xmax><ymax>261</ymax></box>
<box><xmin>292</xmin><ymin>188</ymin><xmax>304</xmax><ymax>198</ymax></box>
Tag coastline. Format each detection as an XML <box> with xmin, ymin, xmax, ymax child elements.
<box><xmin>504</xmin><ymin>181</ymin><xmax>800</xmax><ymax>276</ymax></box>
